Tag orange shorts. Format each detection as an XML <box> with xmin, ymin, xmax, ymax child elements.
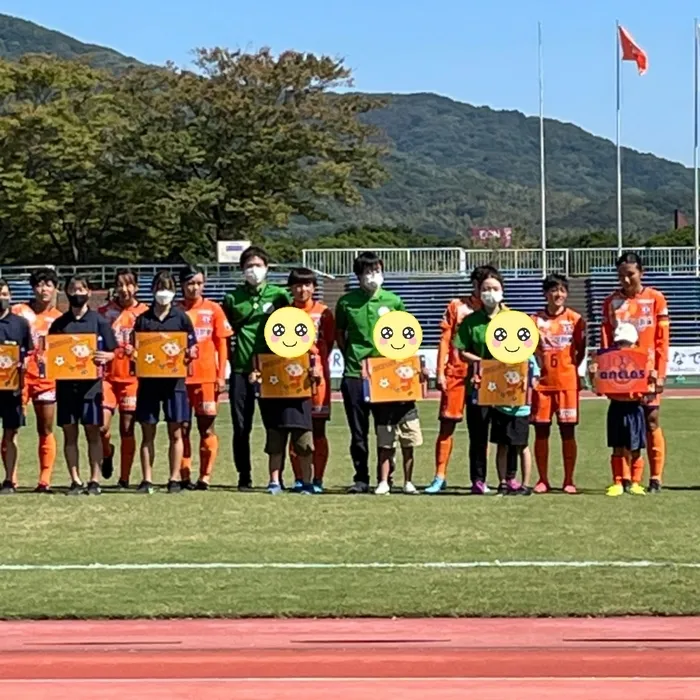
<box><xmin>439</xmin><ymin>374</ymin><xmax>466</xmax><ymax>421</ymax></box>
<box><xmin>22</xmin><ymin>381</ymin><xmax>56</xmax><ymax>405</ymax></box>
<box><xmin>532</xmin><ymin>389</ymin><xmax>579</xmax><ymax>425</ymax></box>
<box><xmin>103</xmin><ymin>380</ymin><xmax>138</xmax><ymax>413</ymax></box>
<box><xmin>187</xmin><ymin>383</ymin><xmax>218</xmax><ymax>417</ymax></box>
<box><xmin>312</xmin><ymin>375</ymin><xmax>331</xmax><ymax>420</ymax></box>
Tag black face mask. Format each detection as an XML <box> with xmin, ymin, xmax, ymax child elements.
<box><xmin>0</xmin><ymin>299</ymin><xmax>10</xmax><ymax>312</ymax></box>
<box><xmin>67</xmin><ymin>293</ymin><xmax>89</xmax><ymax>309</ymax></box>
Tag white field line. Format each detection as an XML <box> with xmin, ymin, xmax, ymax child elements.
<box><xmin>2</xmin><ymin>560</ymin><xmax>700</xmax><ymax>572</ymax></box>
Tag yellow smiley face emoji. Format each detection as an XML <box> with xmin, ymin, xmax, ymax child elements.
<box><xmin>372</xmin><ymin>311</ymin><xmax>423</xmax><ymax>361</ymax></box>
<box><xmin>264</xmin><ymin>307</ymin><xmax>316</xmax><ymax>359</ymax></box>
<box><xmin>485</xmin><ymin>310</ymin><xmax>539</xmax><ymax>365</ymax></box>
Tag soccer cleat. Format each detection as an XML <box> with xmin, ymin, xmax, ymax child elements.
<box><xmin>66</xmin><ymin>481</ymin><xmax>86</xmax><ymax>496</ymax></box>
<box><xmin>648</xmin><ymin>479</ymin><xmax>662</xmax><ymax>494</ymax></box>
<box><xmin>266</xmin><ymin>481</ymin><xmax>282</xmax><ymax>495</ymax></box>
<box><xmin>606</xmin><ymin>483</ymin><xmax>625</xmax><ymax>497</ymax></box>
<box><xmin>181</xmin><ymin>479</ymin><xmax>196</xmax><ymax>491</ymax></box>
<box><xmin>195</xmin><ymin>480</ymin><xmax>209</xmax><ymax>491</ymax></box>
<box><xmin>312</xmin><ymin>479</ymin><xmax>324</xmax><ymax>494</ymax></box>
<box><xmin>374</xmin><ymin>480</ymin><xmax>391</xmax><ymax>495</ymax></box>
<box><xmin>629</xmin><ymin>482</ymin><xmax>646</xmax><ymax>496</ymax></box>
<box><xmin>136</xmin><ymin>481</ymin><xmax>155</xmax><ymax>495</ymax></box>
<box><xmin>101</xmin><ymin>451</ymin><xmax>114</xmax><ymax>480</ymax></box>
<box><xmin>300</xmin><ymin>483</ymin><xmax>315</xmax><ymax>495</ymax></box>
<box><xmin>563</xmin><ymin>483</ymin><xmax>578</xmax><ymax>495</ymax></box>
<box><xmin>403</xmin><ymin>481</ymin><xmax>418</xmax><ymax>495</ymax></box>
<box><xmin>33</xmin><ymin>484</ymin><xmax>54</xmax><ymax>495</ymax></box>
<box><xmin>533</xmin><ymin>481</ymin><xmax>550</xmax><ymax>494</ymax></box>
<box><xmin>507</xmin><ymin>486</ymin><xmax>533</xmax><ymax>496</ymax></box>
<box><xmin>167</xmin><ymin>480</ymin><xmax>182</xmax><ymax>494</ymax></box>
<box><xmin>292</xmin><ymin>479</ymin><xmax>304</xmax><ymax>493</ymax></box>
<box><xmin>347</xmin><ymin>481</ymin><xmax>369</xmax><ymax>494</ymax></box>
<box><xmin>424</xmin><ymin>477</ymin><xmax>446</xmax><ymax>494</ymax></box>
<box><xmin>117</xmin><ymin>479</ymin><xmax>130</xmax><ymax>491</ymax></box>
<box><xmin>0</xmin><ymin>480</ymin><xmax>16</xmax><ymax>495</ymax></box>
<box><xmin>86</xmin><ymin>481</ymin><xmax>102</xmax><ymax>496</ymax></box>
<box><xmin>506</xmin><ymin>478</ymin><xmax>521</xmax><ymax>492</ymax></box>
<box><xmin>471</xmin><ymin>480</ymin><xmax>488</xmax><ymax>495</ymax></box>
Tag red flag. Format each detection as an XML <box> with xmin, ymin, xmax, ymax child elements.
<box><xmin>619</xmin><ymin>25</ymin><xmax>648</xmax><ymax>75</ymax></box>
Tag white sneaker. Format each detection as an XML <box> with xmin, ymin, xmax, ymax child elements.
<box><xmin>375</xmin><ymin>480</ymin><xmax>391</xmax><ymax>495</ymax></box>
<box><xmin>403</xmin><ymin>482</ymin><xmax>418</xmax><ymax>495</ymax></box>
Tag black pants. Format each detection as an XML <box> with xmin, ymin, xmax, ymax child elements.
<box><xmin>229</xmin><ymin>372</ymin><xmax>257</xmax><ymax>486</ymax></box>
<box><xmin>466</xmin><ymin>404</ymin><xmax>518</xmax><ymax>484</ymax></box>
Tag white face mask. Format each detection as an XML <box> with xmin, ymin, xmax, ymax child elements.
<box><xmin>361</xmin><ymin>272</ymin><xmax>383</xmax><ymax>292</ymax></box>
<box><xmin>481</xmin><ymin>289</ymin><xmax>503</xmax><ymax>308</ymax></box>
<box><xmin>155</xmin><ymin>290</ymin><xmax>175</xmax><ymax>306</ymax></box>
<box><xmin>244</xmin><ymin>265</ymin><xmax>267</xmax><ymax>286</ymax></box>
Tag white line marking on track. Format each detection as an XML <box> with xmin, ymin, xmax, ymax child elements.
<box><xmin>2</xmin><ymin>560</ymin><xmax>700</xmax><ymax>572</ymax></box>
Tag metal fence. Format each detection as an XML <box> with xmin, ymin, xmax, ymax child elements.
<box><xmin>302</xmin><ymin>247</ymin><xmax>700</xmax><ymax>277</ymax></box>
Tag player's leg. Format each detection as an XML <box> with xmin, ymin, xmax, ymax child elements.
<box><xmin>265</xmin><ymin>428</ymin><xmax>285</xmax><ymax>494</ymax></box>
<box><xmin>557</xmin><ymin>390</ymin><xmax>579</xmax><ymax>493</ymax></box>
<box><xmin>531</xmin><ymin>391</ymin><xmax>553</xmax><ymax>492</ymax></box>
<box><xmin>117</xmin><ymin>384</ymin><xmax>138</xmax><ymax>489</ymax></box>
<box><xmin>290</xmin><ymin>428</ymin><xmax>314</xmax><ymax>493</ymax></box>
<box><xmin>1</xmin><ymin>427</ymin><xmax>18</xmax><ymax>494</ymax></box>
<box><xmin>32</xmin><ymin>392</ymin><xmax>57</xmax><ymax>492</ymax></box>
<box><xmin>311</xmin><ymin>418</ymin><xmax>328</xmax><ymax>492</ymax></box>
<box><xmin>57</xmin><ymin>385</ymin><xmax>84</xmax><ymax>494</ymax></box>
<box><xmin>643</xmin><ymin>404</ymin><xmax>665</xmax><ymax>493</ymax></box>
<box><xmin>83</xmin><ymin>394</ymin><xmax>104</xmax><ymax>494</ymax></box>
<box><xmin>100</xmin><ymin>380</ymin><xmax>117</xmax><ymax>481</ymax></box>
<box><xmin>401</xmin><ymin>418</ymin><xmax>422</xmax><ymax>494</ymax></box>
<box><xmin>195</xmin><ymin>414</ymin><xmax>218</xmax><ymax>489</ymax></box>
<box><xmin>606</xmin><ymin>401</ymin><xmax>631</xmax><ymax>497</ymax></box>
<box><xmin>466</xmin><ymin>402</ymin><xmax>490</xmax><ymax>493</ymax></box>
<box><xmin>628</xmin><ymin>405</ymin><xmax>647</xmax><ymax>496</ymax></box>
<box><xmin>341</xmin><ymin>377</ymin><xmax>371</xmax><ymax>492</ymax></box>
<box><xmin>430</xmin><ymin>375</ymin><xmax>465</xmax><ymax>492</ymax></box>
<box><xmin>180</xmin><ymin>384</ymin><xmax>197</xmax><ymax>488</ymax></box>
<box><xmin>165</xmin><ymin>389</ymin><xmax>190</xmax><ymax>493</ymax></box>
<box><xmin>230</xmin><ymin>373</ymin><xmax>256</xmax><ymax>490</ymax></box>
<box><xmin>135</xmin><ymin>383</ymin><xmax>158</xmax><ymax>491</ymax></box>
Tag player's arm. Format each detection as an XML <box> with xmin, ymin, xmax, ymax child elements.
<box><xmin>654</xmin><ymin>292</ymin><xmax>670</xmax><ymax>386</ymax></box>
<box><xmin>454</xmin><ymin>320</ymin><xmax>480</xmax><ymax>365</ymax></box>
<box><xmin>213</xmin><ymin>306</ymin><xmax>232</xmax><ymax>385</ymax></box>
<box><xmin>321</xmin><ymin>308</ymin><xmax>335</xmax><ymax>357</ymax></box>
<box><xmin>436</xmin><ymin>303</ymin><xmax>454</xmax><ymax>383</ymax></box>
<box><xmin>95</xmin><ymin>316</ymin><xmax>117</xmax><ymax>364</ymax></box>
<box><xmin>334</xmin><ymin>299</ymin><xmax>347</xmax><ymax>355</ymax></box>
<box><xmin>574</xmin><ymin>315</ymin><xmax>587</xmax><ymax>367</ymax></box>
<box><xmin>599</xmin><ymin>296</ymin><xmax>613</xmax><ymax>349</ymax></box>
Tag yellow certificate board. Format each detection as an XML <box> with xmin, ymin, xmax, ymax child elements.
<box><xmin>363</xmin><ymin>355</ymin><xmax>424</xmax><ymax>403</ymax></box>
<box><xmin>477</xmin><ymin>359</ymin><xmax>529</xmax><ymax>407</ymax></box>
<box><xmin>45</xmin><ymin>334</ymin><xmax>98</xmax><ymax>381</ymax></box>
<box><xmin>256</xmin><ymin>353</ymin><xmax>312</xmax><ymax>399</ymax></box>
<box><xmin>135</xmin><ymin>332</ymin><xmax>188</xmax><ymax>379</ymax></box>
<box><xmin>0</xmin><ymin>344</ymin><xmax>20</xmax><ymax>391</ymax></box>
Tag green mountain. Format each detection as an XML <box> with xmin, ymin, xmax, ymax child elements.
<box><xmin>3</xmin><ymin>13</ymin><xmax>693</xmax><ymax>241</ymax></box>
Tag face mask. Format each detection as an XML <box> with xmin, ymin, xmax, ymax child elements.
<box><xmin>155</xmin><ymin>290</ymin><xmax>175</xmax><ymax>306</ymax></box>
<box><xmin>244</xmin><ymin>266</ymin><xmax>267</xmax><ymax>286</ymax></box>
<box><xmin>68</xmin><ymin>293</ymin><xmax>89</xmax><ymax>308</ymax></box>
<box><xmin>361</xmin><ymin>272</ymin><xmax>383</xmax><ymax>292</ymax></box>
<box><xmin>481</xmin><ymin>290</ymin><xmax>503</xmax><ymax>308</ymax></box>
<box><xmin>0</xmin><ymin>299</ymin><xmax>10</xmax><ymax>312</ymax></box>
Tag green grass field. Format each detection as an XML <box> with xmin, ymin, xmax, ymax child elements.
<box><xmin>1</xmin><ymin>398</ymin><xmax>700</xmax><ymax>619</ymax></box>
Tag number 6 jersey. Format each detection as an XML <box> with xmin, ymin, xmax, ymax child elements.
<box><xmin>532</xmin><ymin>308</ymin><xmax>586</xmax><ymax>391</ymax></box>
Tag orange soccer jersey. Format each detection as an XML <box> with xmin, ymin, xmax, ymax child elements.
<box><xmin>12</xmin><ymin>303</ymin><xmax>62</xmax><ymax>398</ymax></box>
<box><xmin>533</xmin><ymin>308</ymin><xmax>586</xmax><ymax>391</ymax></box>
<box><xmin>98</xmin><ymin>300</ymin><xmax>149</xmax><ymax>383</ymax></box>
<box><xmin>600</xmin><ymin>287</ymin><xmax>670</xmax><ymax>382</ymax></box>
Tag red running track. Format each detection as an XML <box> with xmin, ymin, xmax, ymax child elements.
<box><xmin>3</xmin><ymin>618</ymin><xmax>700</xmax><ymax>698</ymax></box>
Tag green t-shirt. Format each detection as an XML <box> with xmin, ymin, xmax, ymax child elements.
<box><xmin>335</xmin><ymin>288</ymin><xmax>406</xmax><ymax>378</ymax></box>
<box><xmin>453</xmin><ymin>308</ymin><xmax>497</xmax><ymax>359</ymax></box>
<box><xmin>222</xmin><ymin>283</ymin><xmax>291</xmax><ymax>373</ymax></box>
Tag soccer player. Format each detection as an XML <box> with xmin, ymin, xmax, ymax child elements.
<box><xmin>98</xmin><ymin>269</ymin><xmax>148</xmax><ymax>488</ymax></box>
<box><xmin>178</xmin><ymin>265</ymin><xmax>232</xmax><ymax>490</ymax></box>
<box><xmin>48</xmin><ymin>275</ymin><xmax>117</xmax><ymax>495</ymax></box>
<box><xmin>427</xmin><ymin>265</ymin><xmax>488</xmax><ymax>494</ymax></box>
<box><xmin>531</xmin><ymin>274</ymin><xmax>587</xmax><ymax>494</ymax></box>
<box><xmin>0</xmin><ymin>280</ymin><xmax>33</xmax><ymax>494</ymax></box>
<box><xmin>12</xmin><ymin>267</ymin><xmax>61</xmax><ymax>492</ymax></box>
<box><xmin>134</xmin><ymin>272</ymin><xmax>197</xmax><ymax>494</ymax></box>
<box><xmin>335</xmin><ymin>252</ymin><xmax>406</xmax><ymax>493</ymax></box>
<box><xmin>287</xmin><ymin>267</ymin><xmax>335</xmax><ymax>493</ymax></box>
<box><xmin>222</xmin><ymin>246</ymin><xmax>290</xmax><ymax>490</ymax></box>
<box><xmin>600</xmin><ymin>252</ymin><xmax>669</xmax><ymax>493</ymax></box>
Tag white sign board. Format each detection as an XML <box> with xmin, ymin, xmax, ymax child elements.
<box><xmin>217</xmin><ymin>240</ymin><xmax>251</xmax><ymax>264</ymax></box>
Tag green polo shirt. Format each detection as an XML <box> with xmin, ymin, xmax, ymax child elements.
<box><xmin>222</xmin><ymin>283</ymin><xmax>291</xmax><ymax>373</ymax></box>
<box><xmin>453</xmin><ymin>308</ymin><xmax>496</xmax><ymax>360</ymax></box>
<box><xmin>335</xmin><ymin>288</ymin><xmax>406</xmax><ymax>378</ymax></box>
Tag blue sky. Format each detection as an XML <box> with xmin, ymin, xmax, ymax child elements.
<box><xmin>7</xmin><ymin>0</ymin><xmax>699</xmax><ymax>166</ymax></box>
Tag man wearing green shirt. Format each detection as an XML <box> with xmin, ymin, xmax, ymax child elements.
<box><xmin>222</xmin><ymin>246</ymin><xmax>290</xmax><ymax>489</ymax></box>
<box><xmin>335</xmin><ymin>252</ymin><xmax>406</xmax><ymax>493</ymax></box>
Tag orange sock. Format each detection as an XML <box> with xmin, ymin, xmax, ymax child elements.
<box><xmin>434</xmin><ymin>434</ymin><xmax>453</xmax><ymax>479</ymax></box>
<box><xmin>561</xmin><ymin>438</ymin><xmax>577</xmax><ymax>486</ymax></box>
<box><xmin>199</xmin><ymin>434</ymin><xmax>218</xmax><ymax>481</ymax></box>
<box><xmin>181</xmin><ymin>435</ymin><xmax>192</xmax><ymax>482</ymax></box>
<box><xmin>647</xmin><ymin>428</ymin><xmax>666</xmax><ymax>482</ymax></box>
<box><xmin>313</xmin><ymin>436</ymin><xmax>329</xmax><ymax>481</ymax></box>
<box><xmin>119</xmin><ymin>436</ymin><xmax>136</xmax><ymax>483</ymax></box>
<box><xmin>289</xmin><ymin>444</ymin><xmax>303</xmax><ymax>481</ymax></box>
<box><xmin>610</xmin><ymin>455</ymin><xmax>623</xmax><ymax>484</ymax></box>
<box><xmin>534</xmin><ymin>436</ymin><xmax>549</xmax><ymax>484</ymax></box>
<box><xmin>37</xmin><ymin>434</ymin><xmax>56</xmax><ymax>487</ymax></box>
<box><xmin>631</xmin><ymin>456</ymin><xmax>645</xmax><ymax>484</ymax></box>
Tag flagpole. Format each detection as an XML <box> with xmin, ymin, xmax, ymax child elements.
<box><xmin>616</xmin><ymin>20</ymin><xmax>623</xmax><ymax>255</ymax></box>
<box><xmin>539</xmin><ymin>21</ymin><xmax>547</xmax><ymax>277</ymax></box>
<box><xmin>694</xmin><ymin>19</ymin><xmax>699</xmax><ymax>276</ymax></box>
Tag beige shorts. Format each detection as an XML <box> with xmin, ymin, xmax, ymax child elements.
<box><xmin>376</xmin><ymin>418</ymin><xmax>423</xmax><ymax>449</ymax></box>
<box><xmin>265</xmin><ymin>428</ymin><xmax>314</xmax><ymax>456</ymax></box>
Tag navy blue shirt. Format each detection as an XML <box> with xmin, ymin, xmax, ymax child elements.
<box><xmin>0</xmin><ymin>312</ymin><xmax>33</xmax><ymax>353</ymax></box>
<box><xmin>134</xmin><ymin>305</ymin><xmax>196</xmax><ymax>391</ymax></box>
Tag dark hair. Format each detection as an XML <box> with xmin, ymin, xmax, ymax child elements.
<box><xmin>479</xmin><ymin>269</ymin><xmax>504</xmax><ymax>290</ymax></box>
<box><xmin>29</xmin><ymin>267</ymin><xmax>59</xmax><ymax>288</ymax></box>
<box><xmin>470</xmin><ymin>264</ymin><xmax>498</xmax><ymax>284</ymax></box>
<box><xmin>288</xmin><ymin>267</ymin><xmax>317</xmax><ymax>287</ymax></box>
<box><xmin>179</xmin><ymin>264</ymin><xmax>205</xmax><ymax>286</ymax></box>
<box><xmin>152</xmin><ymin>270</ymin><xmax>176</xmax><ymax>292</ymax></box>
<box><xmin>0</xmin><ymin>278</ymin><xmax>10</xmax><ymax>295</ymax></box>
<box><xmin>543</xmin><ymin>273</ymin><xmax>569</xmax><ymax>293</ymax></box>
<box><xmin>114</xmin><ymin>267</ymin><xmax>138</xmax><ymax>287</ymax></box>
<box><xmin>616</xmin><ymin>252</ymin><xmax>644</xmax><ymax>271</ymax></box>
<box><xmin>240</xmin><ymin>246</ymin><xmax>269</xmax><ymax>270</ymax></box>
<box><xmin>64</xmin><ymin>274</ymin><xmax>91</xmax><ymax>292</ymax></box>
<box><xmin>353</xmin><ymin>251</ymin><xmax>384</xmax><ymax>278</ymax></box>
